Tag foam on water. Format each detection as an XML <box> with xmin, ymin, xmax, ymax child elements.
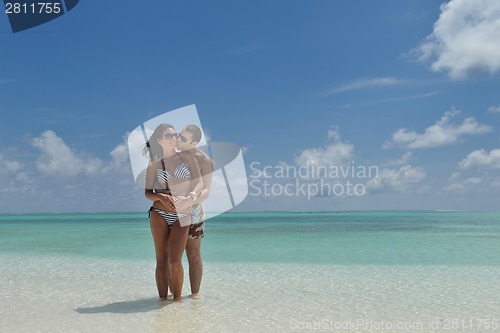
<box><xmin>2</xmin><ymin>254</ymin><xmax>500</xmax><ymax>333</ymax></box>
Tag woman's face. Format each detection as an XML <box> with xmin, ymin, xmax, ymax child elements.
<box><xmin>158</xmin><ymin>127</ymin><xmax>178</xmax><ymax>153</ymax></box>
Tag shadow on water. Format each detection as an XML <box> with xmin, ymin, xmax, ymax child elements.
<box><xmin>75</xmin><ymin>297</ymin><xmax>171</xmax><ymax>314</ymax></box>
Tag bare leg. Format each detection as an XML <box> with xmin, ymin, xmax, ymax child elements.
<box><xmin>150</xmin><ymin>210</ymin><xmax>170</xmax><ymax>299</ymax></box>
<box><xmin>168</xmin><ymin>221</ymin><xmax>190</xmax><ymax>302</ymax></box>
<box><xmin>186</xmin><ymin>238</ymin><xmax>202</xmax><ymax>297</ymax></box>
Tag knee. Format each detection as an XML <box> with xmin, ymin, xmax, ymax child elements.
<box><xmin>168</xmin><ymin>256</ymin><xmax>183</xmax><ymax>270</ymax></box>
<box><xmin>186</xmin><ymin>249</ymin><xmax>202</xmax><ymax>264</ymax></box>
<box><xmin>156</xmin><ymin>257</ymin><xmax>168</xmax><ymax>269</ymax></box>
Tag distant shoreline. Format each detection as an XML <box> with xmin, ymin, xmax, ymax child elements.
<box><xmin>1</xmin><ymin>209</ymin><xmax>500</xmax><ymax>217</ymax></box>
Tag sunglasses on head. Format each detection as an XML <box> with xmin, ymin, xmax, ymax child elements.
<box><xmin>164</xmin><ymin>132</ymin><xmax>178</xmax><ymax>140</ymax></box>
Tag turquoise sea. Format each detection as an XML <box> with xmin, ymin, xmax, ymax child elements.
<box><xmin>2</xmin><ymin>211</ymin><xmax>500</xmax><ymax>332</ymax></box>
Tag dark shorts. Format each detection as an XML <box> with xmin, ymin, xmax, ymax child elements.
<box><xmin>188</xmin><ymin>204</ymin><xmax>205</xmax><ymax>240</ymax></box>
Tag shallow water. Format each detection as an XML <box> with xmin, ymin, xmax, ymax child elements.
<box><xmin>1</xmin><ymin>211</ymin><xmax>500</xmax><ymax>332</ymax></box>
<box><xmin>2</xmin><ymin>256</ymin><xmax>500</xmax><ymax>332</ymax></box>
<box><xmin>1</xmin><ymin>211</ymin><xmax>500</xmax><ymax>265</ymax></box>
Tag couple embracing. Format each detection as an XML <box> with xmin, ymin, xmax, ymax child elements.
<box><xmin>144</xmin><ymin>124</ymin><xmax>213</xmax><ymax>302</ymax></box>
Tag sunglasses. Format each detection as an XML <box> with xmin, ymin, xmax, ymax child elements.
<box><xmin>179</xmin><ymin>134</ymin><xmax>192</xmax><ymax>143</ymax></box>
<box><xmin>164</xmin><ymin>132</ymin><xmax>178</xmax><ymax>140</ymax></box>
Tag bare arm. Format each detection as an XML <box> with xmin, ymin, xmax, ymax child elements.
<box><xmin>184</xmin><ymin>151</ymin><xmax>203</xmax><ymax>197</ymax></box>
<box><xmin>194</xmin><ymin>156</ymin><xmax>213</xmax><ymax>204</ymax></box>
<box><xmin>144</xmin><ymin>160</ymin><xmax>159</xmax><ymax>202</ymax></box>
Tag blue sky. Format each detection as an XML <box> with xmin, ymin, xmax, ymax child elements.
<box><xmin>1</xmin><ymin>0</ymin><xmax>500</xmax><ymax>213</ymax></box>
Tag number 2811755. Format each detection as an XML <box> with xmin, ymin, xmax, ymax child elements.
<box><xmin>5</xmin><ymin>2</ymin><xmax>62</xmax><ymax>14</ymax></box>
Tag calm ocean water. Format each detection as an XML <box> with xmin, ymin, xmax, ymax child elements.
<box><xmin>1</xmin><ymin>211</ymin><xmax>500</xmax><ymax>265</ymax></box>
<box><xmin>2</xmin><ymin>211</ymin><xmax>500</xmax><ymax>332</ymax></box>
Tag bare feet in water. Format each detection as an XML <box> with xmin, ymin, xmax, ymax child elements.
<box><xmin>159</xmin><ymin>294</ymin><xmax>173</xmax><ymax>301</ymax></box>
<box><xmin>191</xmin><ymin>293</ymin><xmax>200</xmax><ymax>299</ymax></box>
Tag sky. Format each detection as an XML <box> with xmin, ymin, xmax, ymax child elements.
<box><xmin>1</xmin><ymin>0</ymin><xmax>500</xmax><ymax>213</ymax></box>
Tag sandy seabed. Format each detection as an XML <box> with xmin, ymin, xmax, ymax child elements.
<box><xmin>1</xmin><ymin>255</ymin><xmax>500</xmax><ymax>333</ymax></box>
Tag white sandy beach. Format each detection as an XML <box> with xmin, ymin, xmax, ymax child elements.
<box><xmin>2</xmin><ymin>254</ymin><xmax>500</xmax><ymax>332</ymax></box>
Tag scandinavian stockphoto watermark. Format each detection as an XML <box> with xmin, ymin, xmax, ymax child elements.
<box><xmin>249</xmin><ymin>161</ymin><xmax>378</xmax><ymax>200</ymax></box>
<box><xmin>289</xmin><ymin>317</ymin><xmax>500</xmax><ymax>331</ymax></box>
<box><xmin>290</xmin><ymin>318</ymin><xmax>424</xmax><ymax>331</ymax></box>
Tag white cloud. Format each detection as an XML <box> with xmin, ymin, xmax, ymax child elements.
<box><xmin>109</xmin><ymin>143</ymin><xmax>129</xmax><ymax>169</ymax></box>
<box><xmin>488</xmin><ymin>105</ymin><xmax>500</xmax><ymax>113</ymax></box>
<box><xmin>0</xmin><ymin>154</ymin><xmax>32</xmax><ymax>196</ymax></box>
<box><xmin>459</xmin><ymin>148</ymin><xmax>500</xmax><ymax>169</ymax></box>
<box><xmin>323</xmin><ymin>77</ymin><xmax>399</xmax><ymax>95</ymax></box>
<box><xmin>384</xmin><ymin>110</ymin><xmax>491</xmax><ymax>149</ymax></box>
<box><xmin>464</xmin><ymin>177</ymin><xmax>482</xmax><ymax>185</ymax></box>
<box><xmin>389</xmin><ymin>152</ymin><xmax>413</xmax><ymax>166</ymax></box>
<box><xmin>0</xmin><ymin>154</ymin><xmax>23</xmax><ymax>173</ymax></box>
<box><xmin>4</xmin><ymin>161</ymin><xmax>22</xmax><ymax>172</ymax></box>
<box><xmin>295</xmin><ymin>127</ymin><xmax>354</xmax><ymax>167</ymax></box>
<box><xmin>443</xmin><ymin>173</ymin><xmax>483</xmax><ymax>193</ymax></box>
<box><xmin>366</xmin><ymin>165</ymin><xmax>426</xmax><ymax>193</ymax></box>
<box><xmin>416</xmin><ymin>0</ymin><xmax>500</xmax><ymax>79</ymax></box>
<box><xmin>0</xmin><ymin>131</ymin><xmax>149</xmax><ymax>213</ymax></box>
<box><xmin>32</xmin><ymin>130</ymin><xmax>104</xmax><ymax>177</ymax></box>
<box><xmin>360</xmin><ymin>91</ymin><xmax>440</xmax><ymax>107</ymax></box>
<box><xmin>31</xmin><ymin>130</ymin><xmax>134</xmax><ymax>178</ymax></box>
<box><xmin>108</xmin><ymin>133</ymin><xmax>131</xmax><ymax>173</ymax></box>
<box><xmin>443</xmin><ymin>183</ymin><xmax>464</xmax><ymax>193</ymax></box>
<box><xmin>327</xmin><ymin>126</ymin><xmax>342</xmax><ymax>142</ymax></box>
<box><xmin>448</xmin><ymin>172</ymin><xmax>461</xmax><ymax>183</ymax></box>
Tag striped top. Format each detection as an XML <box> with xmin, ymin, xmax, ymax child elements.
<box><xmin>157</xmin><ymin>162</ymin><xmax>192</xmax><ymax>184</ymax></box>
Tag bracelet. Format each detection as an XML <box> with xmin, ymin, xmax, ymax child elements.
<box><xmin>189</xmin><ymin>191</ymin><xmax>198</xmax><ymax>201</ymax></box>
